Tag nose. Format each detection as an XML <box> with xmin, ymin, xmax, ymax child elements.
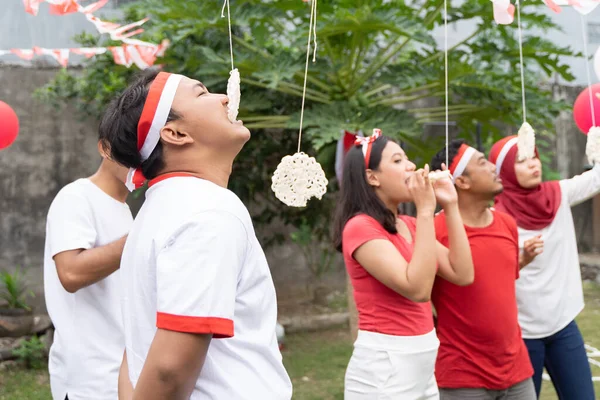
<box><xmin>220</xmin><ymin>94</ymin><xmax>229</xmax><ymax>106</ymax></box>
<box><xmin>406</xmin><ymin>160</ymin><xmax>416</xmax><ymax>172</ymax></box>
<box><xmin>487</xmin><ymin>160</ymin><xmax>496</xmax><ymax>173</ymax></box>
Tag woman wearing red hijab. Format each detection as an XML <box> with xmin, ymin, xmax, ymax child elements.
<box><xmin>489</xmin><ymin>135</ymin><xmax>600</xmax><ymax>399</ymax></box>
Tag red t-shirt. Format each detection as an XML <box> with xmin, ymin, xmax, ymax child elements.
<box><xmin>432</xmin><ymin>209</ymin><xmax>533</xmax><ymax>390</ymax></box>
<box><xmin>342</xmin><ymin>214</ymin><xmax>434</xmax><ymax>336</ymax></box>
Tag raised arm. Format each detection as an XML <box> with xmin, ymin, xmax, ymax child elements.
<box><xmin>432</xmin><ymin>177</ymin><xmax>474</xmax><ymax>286</ymax></box>
<box><xmin>561</xmin><ymin>164</ymin><xmax>600</xmax><ymax>207</ymax></box>
<box><xmin>132</xmin><ymin>211</ymin><xmax>245</xmax><ymax>400</ymax></box>
<box><xmin>353</xmin><ymin>169</ymin><xmax>438</xmax><ymax>302</ymax></box>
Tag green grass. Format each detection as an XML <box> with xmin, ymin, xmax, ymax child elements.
<box><xmin>3</xmin><ymin>281</ymin><xmax>600</xmax><ymax>399</ymax></box>
<box><xmin>283</xmin><ymin>328</ymin><xmax>351</xmax><ymax>400</ymax></box>
<box><xmin>0</xmin><ymin>367</ymin><xmax>51</xmax><ymax>400</ymax></box>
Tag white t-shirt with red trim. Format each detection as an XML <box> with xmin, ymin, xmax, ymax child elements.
<box><xmin>44</xmin><ymin>178</ymin><xmax>132</xmax><ymax>400</ymax></box>
<box><xmin>120</xmin><ymin>175</ymin><xmax>292</xmax><ymax>399</ymax></box>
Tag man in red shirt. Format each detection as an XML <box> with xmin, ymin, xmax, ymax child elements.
<box><xmin>430</xmin><ymin>139</ymin><xmax>542</xmax><ymax>399</ymax></box>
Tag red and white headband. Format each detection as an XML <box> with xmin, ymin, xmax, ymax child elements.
<box><xmin>355</xmin><ymin>128</ymin><xmax>382</xmax><ymax>168</ymax></box>
<box><xmin>448</xmin><ymin>144</ymin><xmax>477</xmax><ymax>182</ymax></box>
<box><xmin>489</xmin><ymin>136</ymin><xmax>518</xmax><ymax>174</ymax></box>
<box><xmin>125</xmin><ymin>72</ymin><xmax>183</xmax><ymax>191</ymax></box>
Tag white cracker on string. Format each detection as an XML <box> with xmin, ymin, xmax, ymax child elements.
<box><xmin>586</xmin><ymin>126</ymin><xmax>600</xmax><ymax>165</ymax></box>
<box><xmin>227</xmin><ymin>68</ymin><xmax>240</xmax><ymax>123</ymax></box>
<box><xmin>429</xmin><ymin>170</ymin><xmax>452</xmax><ymax>183</ymax></box>
<box><xmin>517</xmin><ymin>121</ymin><xmax>535</xmax><ymax>161</ymax></box>
<box><xmin>271</xmin><ymin>0</ymin><xmax>326</xmax><ymax>207</ymax></box>
<box><xmin>271</xmin><ymin>152</ymin><xmax>328</xmax><ymax>207</ymax></box>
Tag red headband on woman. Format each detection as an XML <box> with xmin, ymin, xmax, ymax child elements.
<box><xmin>489</xmin><ymin>135</ymin><xmax>560</xmax><ymax>230</ymax></box>
<box><xmin>355</xmin><ymin>129</ymin><xmax>382</xmax><ymax>168</ymax></box>
<box><xmin>125</xmin><ymin>72</ymin><xmax>183</xmax><ymax>191</ymax></box>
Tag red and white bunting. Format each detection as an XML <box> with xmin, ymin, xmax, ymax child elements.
<box><xmin>0</xmin><ymin>40</ymin><xmax>170</xmax><ymax>69</ymax></box>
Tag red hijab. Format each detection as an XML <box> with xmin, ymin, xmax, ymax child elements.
<box><xmin>489</xmin><ymin>136</ymin><xmax>561</xmax><ymax>230</ymax></box>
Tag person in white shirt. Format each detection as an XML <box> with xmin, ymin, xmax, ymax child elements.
<box><xmin>44</xmin><ymin>140</ymin><xmax>132</xmax><ymax>400</ymax></box>
<box><xmin>489</xmin><ymin>135</ymin><xmax>600</xmax><ymax>399</ymax></box>
<box><xmin>98</xmin><ymin>68</ymin><xmax>292</xmax><ymax>400</ymax></box>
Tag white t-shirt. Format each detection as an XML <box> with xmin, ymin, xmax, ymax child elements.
<box><xmin>44</xmin><ymin>178</ymin><xmax>132</xmax><ymax>400</ymax></box>
<box><xmin>516</xmin><ymin>164</ymin><xmax>600</xmax><ymax>338</ymax></box>
<box><xmin>121</xmin><ymin>175</ymin><xmax>292</xmax><ymax>400</ymax></box>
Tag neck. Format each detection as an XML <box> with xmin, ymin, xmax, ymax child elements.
<box><xmin>384</xmin><ymin>199</ymin><xmax>399</xmax><ymax>218</ymax></box>
<box><xmin>457</xmin><ymin>192</ymin><xmax>493</xmax><ymax>227</ymax></box>
<box><xmin>88</xmin><ymin>161</ymin><xmax>129</xmax><ymax>203</ymax></box>
<box><xmin>159</xmin><ymin>155</ymin><xmax>233</xmax><ymax>188</ymax></box>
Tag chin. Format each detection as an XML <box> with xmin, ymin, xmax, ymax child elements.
<box><xmin>526</xmin><ymin>178</ymin><xmax>542</xmax><ymax>188</ymax></box>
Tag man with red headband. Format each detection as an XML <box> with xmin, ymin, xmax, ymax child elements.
<box><xmin>98</xmin><ymin>68</ymin><xmax>292</xmax><ymax>400</ymax></box>
<box><xmin>489</xmin><ymin>135</ymin><xmax>600</xmax><ymax>399</ymax></box>
<box><xmin>430</xmin><ymin>139</ymin><xmax>541</xmax><ymax>399</ymax></box>
<box><xmin>44</xmin><ymin>138</ymin><xmax>132</xmax><ymax>399</ymax></box>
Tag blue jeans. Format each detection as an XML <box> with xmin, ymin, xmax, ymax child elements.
<box><xmin>524</xmin><ymin>320</ymin><xmax>595</xmax><ymax>400</ymax></box>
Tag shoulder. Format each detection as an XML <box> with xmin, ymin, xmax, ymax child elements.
<box><xmin>344</xmin><ymin>214</ymin><xmax>383</xmax><ymax>233</ymax></box>
<box><xmin>159</xmin><ymin>178</ymin><xmax>252</xmax><ymax>225</ymax></box>
<box><xmin>492</xmin><ymin>208</ymin><xmax>516</xmax><ymax>226</ymax></box>
<box><xmin>48</xmin><ymin>180</ymin><xmax>92</xmax><ymax>212</ymax></box>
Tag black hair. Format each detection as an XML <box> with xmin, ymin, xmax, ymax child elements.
<box><xmin>332</xmin><ymin>135</ymin><xmax>397</xmax><ymax>252</ymax></box>
<box><xmin>430</xmin><ymin>139</ymin><xmax>466</xmax><ymax>173</ymax></box>
<box><xmin>98</xmin><ymin>67</ymin><xmax>181</xmax><ymax>180</ymax></box>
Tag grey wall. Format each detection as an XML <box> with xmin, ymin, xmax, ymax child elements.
<box><xmin>0</xmin><ymin>66</ymin><xmax>100</xmax><ymax>310</ymax></box>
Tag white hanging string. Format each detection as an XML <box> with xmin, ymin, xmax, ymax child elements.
<box><xmin>221</xmin><ymin>0</ymin><xmax>234</xmax><ymax>69</ymax></box>
<box><xmin>298</xmin><ymin>0</ymin><xmax>318</xmax><ymax>153</ymax></box>
<box><xmin>580</xmin><ymin>13</ymin><xmax>597</xmax><ymax>127</ymax></box>
<box><xmin>444</xmin><ymin>0</ymin><xmax>449</xmax><ymax>167</ymax></box>
<box><xmin>516</xmin><ymin>0</ymin><xmax>527</xmax><ymax>123</ymax></box>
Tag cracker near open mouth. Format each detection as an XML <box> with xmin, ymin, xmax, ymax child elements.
<box><xmin>428</xmin><ymin>170</ymin><xmax>451</xmax><ymax>182</ymax></box>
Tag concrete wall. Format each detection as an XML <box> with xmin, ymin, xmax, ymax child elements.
<box><xmin>0</xmin><ymin>67</ymin><xmax>101</xmax><ymax>310</ymax></box>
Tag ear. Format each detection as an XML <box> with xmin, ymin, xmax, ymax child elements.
<box><xmin>365</xmin><ymin>169</ymin><xmax>380</xmax><ymax>187</ymax></box>
<box><xmin>454</xmin><ymin>175</ymin><xmax>470</xmax><ymax>191</ymax></box>
<box><xmin>97</xmin><ymin>140</ymin><xmax>110</xmax><ymax>159</ymax></box>
<box><xmin>160</xmin><ymin>121</ymin><xmax>194</xmax><ymax>147</ymax></box>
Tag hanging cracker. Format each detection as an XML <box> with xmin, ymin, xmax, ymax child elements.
<box><xmin>429</xmin><ymin>170</ymin><xmax>452</xmax><ymax>182</ymax></box>
<box><xmin>227</xmin><ymin>68</ymin><xmax>240</xmax><ymax>122</ymax></box>
<box><xmin>586</xmin><ymin>126</ymin><xmax>600</xmax><ymax>165</ymax></box>
<box><xmin>271</xmin><ymin>0</ymin><xmax>327</xmax><ymax>207</ymax></box>
<box><xmin>222</xmin><ymin>0</ymin><xmax>240</xmax><ymax>123</ymax></box>
<box><xmin>271</xmin><ymin>152</ymin><xmax>328</xmax><ymax>207</ymax></box>
<box><xmin>517</xmin><ymin>121</ymin><xmax>535</xmax><ymax>161</ymax></box>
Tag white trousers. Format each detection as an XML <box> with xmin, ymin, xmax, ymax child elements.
<box><xmin>345</xmin><ymin>329</ymin><xmax>440</xmax><ymax>400</ymax></box>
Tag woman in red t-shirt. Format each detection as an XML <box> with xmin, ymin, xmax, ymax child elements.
<box><xmin>333</xmin><ymin>132</ymin><xmax>474</xmax><ymax>399</ymax></box>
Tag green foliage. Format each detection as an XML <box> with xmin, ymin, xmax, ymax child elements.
<box><xmin>12</xmin><ymin>336</ymin><xmax>47</xmax><ymax>370</ymax></box>
<box><xmin>0</xmin><ymin>268</ymin><xmax>34</xmax><ymax>311</ymax></box>
<box><xmin>290</xmin><ymin>220</ymin><xmax>336</xmax><ymax>281</ymax></box>
<box><xmin>36</xmin><ymin>0</ymin><xmax>574</xmax><ymax>253</ymax></box>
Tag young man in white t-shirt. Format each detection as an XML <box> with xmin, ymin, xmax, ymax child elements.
<box><xmin>99</xmin><ymin>69</ymin><xmax>292</xmax><ymax>400</ymax></box>
<box><xmin>44</xmin><ymin>142</ymin><xmax>132</xmax><ymax>400</ymax></box>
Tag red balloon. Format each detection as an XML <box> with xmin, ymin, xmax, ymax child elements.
<box><xmin>573</xmin><ymin>83</ymin><xmax>600</xmax><ymax>135</ymax></box>
<box><xmin>0</xmin><ymin>101</ymin><xmax>19</xmax><ymax>149</ymax></box>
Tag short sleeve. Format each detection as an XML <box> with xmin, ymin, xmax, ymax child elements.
<box><xmin>47</xmin><ymin>188</ymin><xmax>97</xmax><ymax>258</ymax></box>
<box><xmin>434</xmin><ymin>212</ymin><xmax>448</xmax><ymax>245</ymax></box>
<box><xmin>155</xmin><ymin>211</ymin><xmax>247</xmax><ymax>338</ymax></box>
<box><xmin>342</xmin><ymin>215</ymin><xmax>389</xmax><ymax>259</ymax></box>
